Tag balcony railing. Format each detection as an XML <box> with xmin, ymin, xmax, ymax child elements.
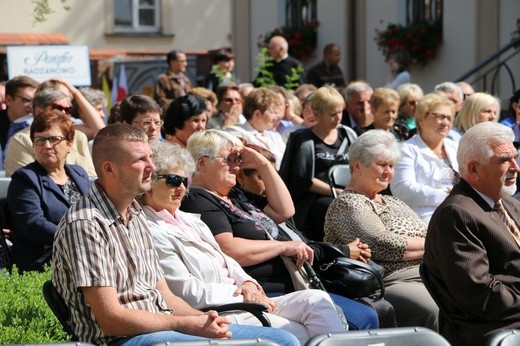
<box><xmin>455</xmin><ymin>36</ymin><xmax>520</xmax><ymax>97</ymax></box>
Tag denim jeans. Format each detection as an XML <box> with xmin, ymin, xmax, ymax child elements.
<box><xmin>109</xmin><ymin>324</ymin><xmax>300</xmax><ymax>346</ymax></box>
<box><xmin>328</xmin><ymin>293</ymin><xmax>379</xmax><ymax>330</ymax></box>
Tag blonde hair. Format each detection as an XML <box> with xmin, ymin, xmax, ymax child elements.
<box><xmin>415</xmin><ymin>93</ymin><xmax>455</xmax><ymax>132</ymax></box>
<box><xmin>370</xmin><ymin>87</ymin><xmax>400</xmax><ymax>110</ymax></box>
<box><xmin>396</xmin><ymin>83</ymin><xmax>424</xmax><ymax>105</ymax></box>
<box><xmin>311</xmin><ymin>85</ymin><xmax>345</xmax><ymax>115</ymax></box>
<box><xmin>453</xmin><ymin>92</ymin><xmax>501</xmax><ymax>132</ymax></box>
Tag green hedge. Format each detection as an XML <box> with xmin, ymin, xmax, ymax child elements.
<box><xmin>0</xmin><ymin>265</ymin><xmax>70</xmax><ymax>344</ymax></box>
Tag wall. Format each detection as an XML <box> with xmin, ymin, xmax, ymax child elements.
<box><xmin>0</xmin><ymin>0</ymin><xmax>231</xmax><ymax>51</ymax></box>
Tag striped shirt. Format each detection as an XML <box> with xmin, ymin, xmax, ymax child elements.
<box><xmin>52</xmin><ymin>182</ymin><xmax>171</xmax><ymax>345</ymax></box>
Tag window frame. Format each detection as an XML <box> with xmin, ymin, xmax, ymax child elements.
<box><xmin>113</xmin><ymin>0</ymin><xmax>160</xmax><ymax>34</ymax></box>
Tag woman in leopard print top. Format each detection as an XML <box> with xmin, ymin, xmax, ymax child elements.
<box><xmin>324</xmin><ymin>129</ymin><xmax>438</xmax><ymax>331</ymax></box>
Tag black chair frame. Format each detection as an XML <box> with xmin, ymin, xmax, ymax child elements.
<box><xmin>43</xmin><ymin>280</ymin><xmax>272</xmax><ymax>343</ymax></box>
<box><xmin>419</xmin><ymin>263</ymin><xmax>467</xmax><ymax>346</ymax></box>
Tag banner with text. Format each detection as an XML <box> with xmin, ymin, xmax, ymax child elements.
<box><xmin>7</xmin><ymin>45</ymin><xmax>91</xmax><ymax>86</ymax></box>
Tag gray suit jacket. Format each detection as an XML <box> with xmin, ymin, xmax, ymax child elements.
<box><xmin>424</xmin><ymin>179</ymin><xmax>520</xmax><ymax>346</ymax></box>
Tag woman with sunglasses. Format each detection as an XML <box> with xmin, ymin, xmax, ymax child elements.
<box><xmin>180</xmin><ymin>129</ymin><xmax>378</xmax><ymax>331</ymax></box>
<box><xmin>140</xmin><ymin>140</ymin><xmax>348</xmax><ymax>345</ymax></box>
<box><xmin>7</xmin><ymin>110</ymin><xmax>91</xmax><ymax>272</ymax></box>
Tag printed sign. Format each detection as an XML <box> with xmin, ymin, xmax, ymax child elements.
<box><xmin>7</xmin><ymin>45</ymin><xmax>91</xmax><ymax>86</ymax></box>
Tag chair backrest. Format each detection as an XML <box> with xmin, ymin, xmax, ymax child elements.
<box><xmin>152</xmin><ymin>340</ymin><xmax>280</xmax><ymax>346</ymax></box>
<box><xmin>0</xmin><ymin>197</ymin><xmax>12</xmax><ymax>273</ymax></box>
<box><xmin>305</xmin><ymin>327</ymin><xmax>451</xmax><ymax>346</ymax></box>
<box><xmin>0</xmin><ymin>177</ymin><xmax>11</xmax><ymax>199</ymax></box>
<box><xmin>42</xmin><ymin>280</ymin><xmax>78</xmax><ymax>341</ymax></box>
<box><xmin>485</xmin><ymin>329</ymin><xmax>520</xmax><ymax>346</ymax></box>
<box><xmin>419</xmin><ymin>263</ymin><xmax>467</xmax><ymax>346</ymax></box>
<box><xmin>328</xmin><ymin>164</ymin><xmax>351</xmax><ymax>198</ymax></box>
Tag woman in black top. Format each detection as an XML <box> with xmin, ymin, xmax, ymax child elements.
<box><xmin>279</xmin><ymin>86</ymin><xmax>357</xmax><ymax>240</ymax></box>
<box><xmin>180</xmin><ymin>129</ymin><xmax>378</xmax><ymax>330</ymax></box>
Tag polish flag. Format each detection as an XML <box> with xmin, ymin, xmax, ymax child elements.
<box><xmin>117</xmin><ymin>64</ymin><xmax>128</xmax><ymax>101</ymax></box>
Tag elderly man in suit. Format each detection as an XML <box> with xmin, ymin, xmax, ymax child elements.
<box><xmin>423</xmin><ymin>121</ymin><xmax>520</xmax><ymax>346</ymax></box>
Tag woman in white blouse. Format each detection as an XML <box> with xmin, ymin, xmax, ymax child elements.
<box><xmin>390</xmin><ymin>92</ymin><xmax>458</xmax><ymax>223</ymax></box>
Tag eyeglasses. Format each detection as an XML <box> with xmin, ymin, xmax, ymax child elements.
<box><xmin>51</xmin><ymin>103</ymin><xmax>73</xmax><ymax>115</ymax></box>
<box><xmin>33</xmin><ymin>135</ymin><xmax>65</xmax><ymax>146</ymax></box>
<box><xmin>222</xmin><ymin>97</ymin><xmax>242</xmax><ymax>104</ymax></box>
<box><xmin>14</xmin><ymin>95</ymin><xmax>33</xmax><ymax>104</ymax></box>
<box><xmin>205</xmin><ymin>153</ymin><xmax>243</xmax><ymax>167</ymax></box>
<box><xmin>429</xmin><ymin>112</ymin><xmax>453</xmax><ymax>122</ymax></box>
<box><xmin>133</xmin><ymin>119</ymin><xmax>164</xmax><ymax>129</ymax></box>
<box><xmin>154</xmin><ymin>173</ymin><xmax>189</xmax><ymax>188</ymax></box>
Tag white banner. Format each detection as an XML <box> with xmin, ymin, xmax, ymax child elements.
<box><xmin>7</xmin><ymin>45</ymin><xmax>91</xmax><ymax>86</ymax></box>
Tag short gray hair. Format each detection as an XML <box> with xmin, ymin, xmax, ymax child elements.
<box><xmin>457</xmin><ymin>122</ymin><xmax>514</xmax><ymax>178</ymax></box>
<box><xmin>150</xmin><ymin>141</ymin><xmax>195</xmax><ymax>177</ymax></box>
<box><xmin>79</xmin><ymin>87</ymin><xmax>108</xmax><ymax>107</ymax></box>
<box><xmin>348</xmin><ymin>129</ymin><xmax>401</xmax><ymax>172</ymax></box>
<box><xmin>33</xmin><ymin>88</ymin><xmax>68</xmax><ymax>113</ymax></box>
<box><xmin>187</xmin><ymin>129</ymin><xmax>242</xmax><ymax>170</ymax></box>
<box><xmin>343</xmin><ymin>80</ymin><xmax>373</xmax><ymax>102</ymax></box>
<box><xmin>434</xmin><ymin>82</ymin><xmax>463</xmax><ymax>103</ymax></box>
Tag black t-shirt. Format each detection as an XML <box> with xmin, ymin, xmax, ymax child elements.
<box><xmin>180</xmin><ymin>186</ymin><xmax>294</xmax><ymax>293</ymax></box>
<box><xmin>312</xmin><ymin>130</ymin><xmax>348</xmax><ymax>182</ymax></box>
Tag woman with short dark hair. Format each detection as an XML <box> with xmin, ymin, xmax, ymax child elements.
<box><xmin>162</xmin><ymin>94</ymin><xmax>207</xmax><ymax>148</ymax></box>
<box><xmin>7</xmin><ymin>110</ymin><xmax>91</xmax><ymax>272</ymax></box>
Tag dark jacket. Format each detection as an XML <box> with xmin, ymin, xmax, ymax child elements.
<box><xmin>7</xmin><ymin>161</ymin><xmax>91</xmax><ymax>272</ymax></box>
<box><xmin>424</xmin><ymin>178</ymin><xmax>520</xmax><ymax>346</ymax></box>
<box><xmin>279</xmin><ymin>126</ymin><xmax>357</xmax><ymax>231</ymax></box>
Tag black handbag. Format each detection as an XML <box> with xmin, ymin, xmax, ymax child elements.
<box><xmin>304</xmin><ymin>257</ymin><xmax>397</xmax><ymax>328</ymax></box>
<box><xmin>309</xmin><ymin>242</ymin><xmax>385</xmax><ymax>299</ymax></box>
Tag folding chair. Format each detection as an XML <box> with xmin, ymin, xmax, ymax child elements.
<box><xmin>153</xmin><ymin>340</ymin><xmax>280</xmax><ymax>346</ymax></box>
<box><xmin>43</xmin><ymin>280</ymin><xmax>272</xmax><ymax>343</ymax></box>
<box><xmin>42</xmin><ymin>280</ymin><xmax>79</xmax><ymax>340</ymax></box>
<box><xmin>485</xmin><ymin>329</ymin><xmax>520</xmax><ymax>346</ymax></box>
<box><xmin>327</xmin><ymin>164</ymin><xmax>351</xmax><ymax>198</ymax></box>
<box><xmin>0</xmin><ymin>197</ymin><xmax>12</xmax><ymax>273</ymax></box>
<box><xmin>305</xmin><ymin>327</ymin><xmax>450</xmax><ymax>346</ymax></box>
<box><xmin>419</xmin><ymin>263</ymin><xmax>467</xmax><ymax>346</ymax></box>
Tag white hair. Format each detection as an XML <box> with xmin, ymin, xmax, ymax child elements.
<box><xmin>457</xmin><ymin>122</ymin><xmax>514</xmax><ymax>178</ymax></box>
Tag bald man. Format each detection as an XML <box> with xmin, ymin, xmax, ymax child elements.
<box><xmin>254</xmin><ymin>35</ymin><xmax>305</xmax><ymax>90</ymax></box>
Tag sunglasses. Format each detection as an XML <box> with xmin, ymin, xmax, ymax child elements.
<box><xmin>205</xmin><ymin>153</ymin><xmax>243</xmax><ymax>167</ymax></box>
<box><xmin>155</xmin><ymin>173</ymin><xmax>189</xmax><ymax>188</ymax></box>
<box><xmin>50</xmin><ymin>103</ymin><xmax>74</xmax><ymax>115</ymax></box>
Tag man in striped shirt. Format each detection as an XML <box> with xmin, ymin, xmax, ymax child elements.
<box><xmin>52</xmin><ymin>124</ymin><xmax>298</xmax><ymax>346</ymax></box>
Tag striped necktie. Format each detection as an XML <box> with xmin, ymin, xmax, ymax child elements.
<box><xmin>494</xmin><ymin>200</ymin><xmax>520</xmax><ymax>246</ymax></box>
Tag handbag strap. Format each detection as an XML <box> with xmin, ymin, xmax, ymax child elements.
<box><xmin>330</xmin><ymin>257</ymin><xmax>385</xmax><ymax>299</ymax></box>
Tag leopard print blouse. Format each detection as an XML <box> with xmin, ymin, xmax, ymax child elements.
<box><xmin>324</xmin><ymin>189</ymin><xmax>427</xmax><ymax>278</ymax></box>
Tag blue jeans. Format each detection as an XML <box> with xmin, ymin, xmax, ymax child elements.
<box><xmin>109</xmin><ymin>324</ymin><xmax>300</xmax><ymax>346</ymax></box>
<box><xmin>266</xmin><ymin>292</ymin><xmax>379</xmax><ymax>331</ymax></box>
<box><xmin>329</xmin><ymin>293</ymin><xmax>379</xmax><ymax>330</ymax></box>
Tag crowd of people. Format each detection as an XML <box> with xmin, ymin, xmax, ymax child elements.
<box><xmin>1</xmin><ymin>34</ymin><xmax>520</xmax><ymax>346</ymax></box>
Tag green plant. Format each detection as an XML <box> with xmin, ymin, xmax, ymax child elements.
<box><xmin>254</xmin><ymin>47</ymin><xmax>276</xmax><ymax>87</ymax></box>
<box><xmin>258</xmin><ymin>20</ymin><xmax>319</xmax><ymax>62</ymax></box>
<box><xmin>253</xmin><ymin>47</ymin><xmax>304</xmax><ymax>90</ymax></box>
<box><xmin>32</xmin><ymin>0</ymin><xmax>71</xmax><ymax>25</ymax></box>
<box><xmin>0</xmin><ymin>265</ymin><xmax>69</xmax><ymax>344</ymax></box>
<box><xmin>374</xmin><ymin>20</ymin><xmax>443</xmax><ymax>67</ymax></box>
